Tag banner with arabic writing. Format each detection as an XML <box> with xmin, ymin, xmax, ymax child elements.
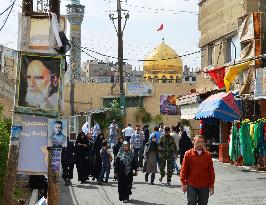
<box><xmin>17</xmin><ymin>115</ymin><xmax>48</xmax><ymax>174</ymax></box>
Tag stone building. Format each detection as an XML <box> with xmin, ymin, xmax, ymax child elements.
<box><xmin>81</xmin><ymin>60</ymin><xmax>143</xmax><ymax>83</ymax></box>
<box><xmin>0</xmin><ymin>46</ymin><xmax>17</xmax><ymax>117</ymax></box>
<box><xmin>197</xmin><ymin>0</ymin><xmax>264</xmax><ymax>93</ymax></box>
<box><xmin>63</xmin><ymin>82</ymin><xmax>197</xmax><ymax>132</ymax></box>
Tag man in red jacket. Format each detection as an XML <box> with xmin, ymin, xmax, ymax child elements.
<box><xmin>180</xmin><ymin>135</ymin><xmax>215</xmax><ymax>205</ymax></box>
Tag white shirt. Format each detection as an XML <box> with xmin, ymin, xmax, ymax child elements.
<box><xmin>184</xmin><ymin>126</ymin><xmax>191</xmax><ymax>139</ymax></box>
<box><xmin>93</xmin><ymin>123</ymin><xmax>100</xmax><ymax>136</ymax></box>
<box><xmin>171</xmin><ymin>132</ymin><xmax>181</xmax><ymax>151</ymax></box>
<box><xmin>122</xmin><ymin>126</ymin><xmax>134</xmax><ymax>136</ymax></box>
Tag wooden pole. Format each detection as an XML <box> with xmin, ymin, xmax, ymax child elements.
<box><xmin>2</xmin><ymin>145</ymin><xmax>20</xmax><ymax>205</ymax></box>
<box><xmin>47</xmin><ymin>150</ymin><xmax>60</xmax><ymax>205</ymax></box>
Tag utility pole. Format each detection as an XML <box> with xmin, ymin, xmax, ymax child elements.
<box><xmin>110</xmin><ymin>0</ymin><xmax>129</xmax><ymax>126</ymax></box>
<box><xmin>117</xmin><ymin>0</ymin><xmax>125</xmax><ymax>116</ymax></box>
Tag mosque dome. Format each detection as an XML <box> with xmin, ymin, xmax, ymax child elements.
<box><xmin>143</xmin><ymin>41</ymin><xmax>183</xmax><ymax>77</ymax></box>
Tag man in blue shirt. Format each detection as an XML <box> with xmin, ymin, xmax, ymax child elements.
<box><xmin>149</xmin><ymin>126</ymin><xmax>161</xmax><ymax>144</ymax></box>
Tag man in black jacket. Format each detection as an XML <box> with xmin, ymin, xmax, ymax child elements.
<box><xmin>61</xmin><ymin>138</ymin><xmax>76</xmax><ymax>186</ymax></box>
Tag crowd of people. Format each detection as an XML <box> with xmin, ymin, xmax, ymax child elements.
<box><xmin>60</xmin><ymin>120</ymin><xmax>215</xmax><ymax>204</ymax></box>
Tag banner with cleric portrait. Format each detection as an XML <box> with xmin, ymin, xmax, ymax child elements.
<box><xmin>15</xmin><ymin>53</ymin><xmax>64</xmax><ymax>116</ymax></box>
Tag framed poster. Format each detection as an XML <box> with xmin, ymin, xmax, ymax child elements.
<box><xmin>15</xmin><ymin>53</ymin><xmax>64</xmax><ymax>117</ymax></box>
<box><xmin>160</xmin><ymin>95</ymin><xmax>179</xmax><ymax>115</ymax></box>
<box><xmin>48</xmin><ymin>119</ymin><xmax>68</xmax><ymax>148</ymax></box>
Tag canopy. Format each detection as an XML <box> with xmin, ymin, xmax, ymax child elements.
<box><xmin>195</xmin><ymin>92</ymin><xmax>241</xmax><ymax>122</ymax></box>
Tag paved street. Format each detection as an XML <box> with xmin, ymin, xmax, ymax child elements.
<box><xmin>59</xmin><ymin>160</ymin><xmax>266</xmax><ymax>205</ymax></box>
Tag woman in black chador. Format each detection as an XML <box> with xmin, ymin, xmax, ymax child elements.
<box><xmin>114</xmin><ymin>141</ymin><xmax>138</xmax><ymax>203</ymax></box>
<box><xmin>92</xmin><ymin>133</ymin><xmax>104</xmax><ymax>180</ymax></box>
<box><xmin>75</xmin><ymin>132</ymin><xmax>89</xmax><ymax>183</ymax></box>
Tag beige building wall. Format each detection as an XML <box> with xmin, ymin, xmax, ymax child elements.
<box><xmin>63</xmin><ymin>82</ymin><xmax>198</xmax><ymax>129</ymax></box>
<box><xmin>198</xmin><ymin>0</ymin><xmax>259</xmax><ymax>48</ymax></box>
<box><xmin>198</xmin><ymin>0</ymin><xmax>261</xmax><ymax>92</ymax></box>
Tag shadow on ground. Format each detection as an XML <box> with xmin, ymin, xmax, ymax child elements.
<box><xmin>129</xmin><ymin>199</ymin><xmax>165</xmax><ymax>205</ymax></box>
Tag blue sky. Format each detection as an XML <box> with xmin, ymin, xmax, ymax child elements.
<box><xmin>0</xmin><ymin>0</ymin><xmax>200</xmax><ymax>70</ymax></box>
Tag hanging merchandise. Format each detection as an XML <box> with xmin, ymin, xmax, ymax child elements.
<box><xmin>199</xmin><ymin>120</ymin><xmax>204</xmax><ymax>135</ymax></box>
<box><xmin>224</xmin><ymin>61</ymin><xmax>252</xmax><ymax>92</ymax></box>
<box><xmin>206</xmin><ymin>66</ymin><xmax>226</xmax><ymax>89</ymax></box>
<box><xmin>239</xmin><ymin>119</ymin><xmax>255</xmax><ymax>165</ymax></box>
<box><xmin>229</xmin><ymin>121</ymin><xmax>241</xmax><ymax>162</ymax></box>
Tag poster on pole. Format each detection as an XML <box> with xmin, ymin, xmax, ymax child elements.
<box><xmin>51</xmin><ymin>150</ymin><xmax>61</xmax><ymax>172</ymax></box>
<box><xmin>15</xmin><ymin>53</ymin><xmax>64</xmax><ymax>117</ymax></box>
<box><xmin>48</xmin><ymin>119</ymin><xmax>68</xmax><ymax>148</ymax></box>
<box><xmin>17</xmin><ymin>115</ymin><xmax>49</xmax><ymax>175</ymax></box>
<box><xmin>160</xmin><ymin>95</ymin><xmax>179</xmax><ymax>115</ymax></box>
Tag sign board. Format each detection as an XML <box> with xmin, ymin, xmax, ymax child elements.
<box><xmin>254</xmin><ymin>67</ymin><xmax>266</xmax><ymax>99</ymax></box>
<box><xmin>17</xmin><ymin>115</ymin><xmax>48</xmax><ymax>174</ymax></box>
<box><xmin>125</xmin><ymin>82</ymin><xmax>154</xmax><ymax>96</ymax></box>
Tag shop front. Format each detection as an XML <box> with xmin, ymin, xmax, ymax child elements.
<box><xmin>195</xmin><ymin>91</ymin><xmax>241</xmax><ymax>160</ymax></box>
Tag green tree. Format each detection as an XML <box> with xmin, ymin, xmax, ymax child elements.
<box><xmin>134</xmin><ymin>107</ymin><xmax>152</xmax><ymax>124</ymax></box>
<box><xmin>153</xmin><ymin>114</ymin><xmax>163</xmax><ymax>126</ymax></box>
<box><xmin>0</xmin><ymin>105</ymin><xmax>12</xmax><ymax>201</ymax></box>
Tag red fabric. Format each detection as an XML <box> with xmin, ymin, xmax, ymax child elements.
<box><xmin>180</xmin><ymin>149</ymin><xmax>215</xmax><ymax>188</ymax></box>
<box><xmin>157</xmin><ymin>24</ymin><xmax>164</xmax><ymax>31</ymax></box>
<box><xmin>207</xmin><ymin>66</ymin><xmax>226</xmax><ymax>89</ymax></box>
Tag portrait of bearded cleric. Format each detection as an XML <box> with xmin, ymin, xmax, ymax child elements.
<box><xmin>18</xmin><ymin>55</ymin><xmax>61</xmax><ymax>110</ymax></box>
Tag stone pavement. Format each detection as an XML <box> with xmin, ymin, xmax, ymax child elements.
<box><xmin>59</xmin><ymin>160</ymin><xmax>266</xmax><ymax>205</ymax></box>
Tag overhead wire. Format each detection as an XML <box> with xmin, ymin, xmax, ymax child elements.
<box><xmin>0</xmin><ymin>0</ymin><xmax>16</xmax><ymax>16</ymax></box>
<box><xmin>0</xmin><ymin>0</ymin><xmax>15</xmax><ymax>32</ymax></box>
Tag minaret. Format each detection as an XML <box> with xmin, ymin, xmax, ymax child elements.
<box><xmin>66</xmin><ymin>0</ymin><xmax>85</xmax><ymax>115</ymax></box>
<box><xmin>66</xmin><ymin>0</ymin><xmax>85</xmax><ymax>81</ymax></box>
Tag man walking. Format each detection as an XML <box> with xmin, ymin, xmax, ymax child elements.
<box><xmin>108</xmin><ymin>119</ymin><xmax>119</xmax><ymax>148</ymax></box>
<box><xmin>122</xmin><ymin>123</ymin><xmax>134</xmax><ymax>144</ymax></box>
<box><xmin>130</xmin><ymin>124</ymin><xmax>145</xmax><ymax>169</ymax></box>
<box><xmin>180</xmin><ymin>135</ymin><xmax>215</xmax><ymax>205</ymax></box>
<box><xmin>158</xmin><ymin>127</ymin><xmax>177</xmax><ymax>184</ymax></box>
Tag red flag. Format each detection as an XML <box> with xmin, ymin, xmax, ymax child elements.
<box><xmin>206</xmin><ymin>66</ymin><xmax>226</xmax><ymax>89</ymax></box>
<box><xmin>157</xmin><ymin>24</ymin><xmax>164</xmax><ymax>31</ymax></box>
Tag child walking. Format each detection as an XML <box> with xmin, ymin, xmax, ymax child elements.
<box><xmin>98</xmin><ymin>140</ymin><xmax>112</xmax><ymax>184</ymax></box>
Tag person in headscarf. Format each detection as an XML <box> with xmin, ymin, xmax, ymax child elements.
<box><xmin>86</xmin><ymin>131</ymin><xmax>95</xmax><ymax>179</ymax></box>
<box><xmin>75</xmin><ymin>132</ymin><xmax>89</xmax><ymax>183</ymax></box>
<box><xmin>144</xmin><ymin>135</ymin><xmax>158</xmax><ymax>185</ymax></box>
<box><xmin>113</xmin><ymin>136</ymin><xmax>124</xmax><ymax>181</ymax></box>
<box><xmin>179</xmin><ymin>126</ymin><xmax>193</xmax><ymax>167</ymax></box>
<box><xmin>92</xmin><ymin>133</ymin><xmax>105</xmax><ymax>181</ymax></box>
<box><xmin>114</xmin><ymin>141</ymin><xmax>138</xmax><ymax>203</ymax></box>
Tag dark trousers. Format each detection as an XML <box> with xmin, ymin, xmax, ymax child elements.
<box><xmin>133</xmin><ymin>147</ymin><xmax>144</xmax><ymax>168</ymax></box>
<box><xmin>145</xmin><ymin>173</ymin><xmax>155</xmax><ymax>183</ymax></box>
<box><xmin>98</xmin><ymin>165</ymin><xmax>110</xmax><ymax>182</ymax></box>
<box><xmin>62</xmin><ymin>163</ymin><xmax>74</xmax><ymax>180</ymax></box>
<box><xmin>187</xmin><ymin>185</ymin><xmax>209</xmax><ymax>205</ymax></box>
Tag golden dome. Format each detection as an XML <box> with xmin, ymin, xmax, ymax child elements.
<box><xmin>143</xmin><ymin>42</ymin><xmax>183</xmax><ymax>76</ymax></box>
